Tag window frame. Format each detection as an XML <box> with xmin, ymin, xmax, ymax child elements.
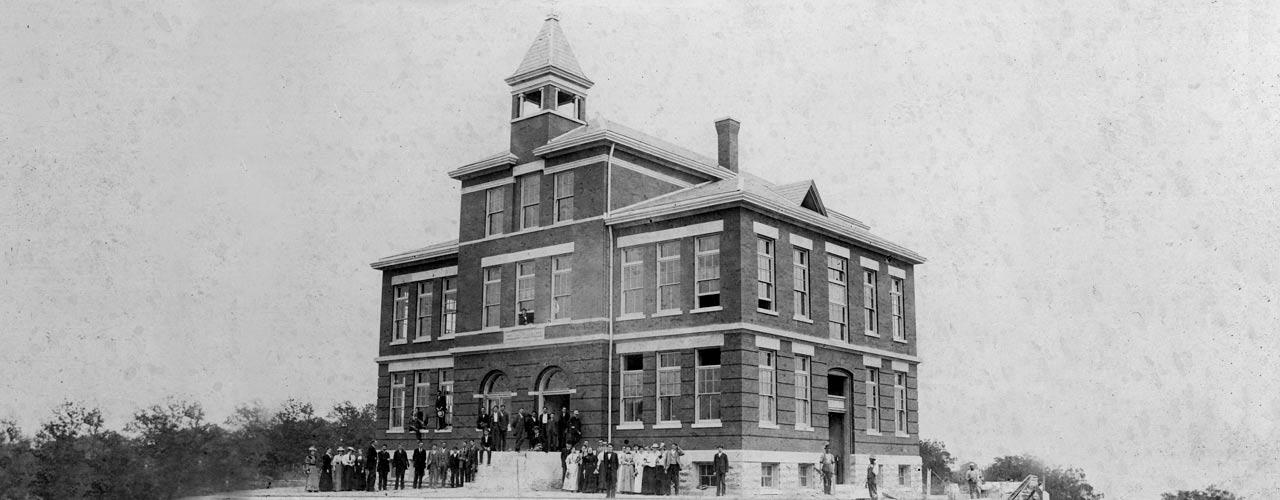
<box><xmin>894</xmin><ymin>371</ymin><xmax>908</xmax><ymax>434</ymax></box>
<box><xmin>516</xmin><ymin>260</ymin><xmax>536</xmax><ymax>324</ymax></box>
<box><xmin>482</xmin><ymin>266</ymin><xmax>502</xmax><ymax>329</ymax></box>
<box><xmin>485</xmin><ymin>186</ymin><xmax>505</xmax><ymax>237</ymax></box>
<box><xmin>864</xmin><ymin>269</ymin><xmax>879</xmax><ymax>336</ymax></box>
<box><xmin>656</xmin><ymin>240</ymin><xmax>682</xmax><ymax>313</ymax></box>
<box><xmin>694</xmin><ymin>235</ymin><xmax>721</xmax><ymax>309</ymax></box>
<box><xmin>696</xmin><ymin>348</ymin><xmax>722</xmax><ymax>423</ymax></box>
<box><xmin>828</xmin><ymin>255</ymin><xmax>849</xmax><ymax>341</ymax></box>
<box><xmin>413</xmin><ymin>371</ymin><xmax>431</xmax><ymax>422</ymax></box>
<box><xmin>795</xmin><ymin>355</ymin><xmax>812</xmax><ymax>428</ymax></box>
<box><xmin>891</xmin><ymin>277</ymin><xmax>906</xmax><ymax>341</ymax></box>
<box><xmin>415</xmin><ymin>281</ymin><xmax>433</xmax><ymax>342</ymax></box>
<box><xmin>389</xmin><ymin>372</ymin><xmax>406</xmax><ymax>431</ymax></box>
<box><xmin>620</xmin><ymin>247</ymin><xmax>645</xmax><ymax>315</ymax></box>
<box><xmin>439</xmin><ymin>369</ymin><xmax>454</xmax><ymax>430</ymax></box>
<box><xmin>553</xmin><ymin>171</ymin><xmax>574</xmax><ymax>223</ymax></box>
<box><xmin>656</xmin><ymin>352</ymin><xmax>681</xmax><ymax>423</ymax></box>
<box><xmin>441</xmin><ymin>277</ymin><xmax>457</xmax><ymax>337</ymax></box>
<box><xmin>761</xmin><ymin>463</ymin><xmax>778</xmax><ymax>488</ymax></box>
<box><xmin>866</xmin><ymin>367</ymin><xmax>881</xmax><ymax>434</ymax></box>
<box><xmin>518</xmin><ymin>174</ymin><xmax>540</xmax><ymax>230</ymax></box>
<box><xmin>392</xmin><ymin>285</ymin><xmax>409</xmax><ymax>343</ymax></box>
<box><xmin>759</xmin><ymin>350</ymin><xmax>777</xmax><ymax>425</ymax></box>
<box><xmin>620</xmin><ymin>354</ymin><xmax>644</xmax><ymax>424</ymax></box>
<box><xmin>794</xmin><ymin>248</ymin><xmax>810</xmax><ymax>319</ymax></box>
<box><xmin>756</xmin><ymin>237</ymin><xmax>776</xmax><ymax>311</ymax></box>
<box><xmin>551</xmin><ymin>254</ymin><xmax>572</xmax><ymax>320</ymax></box>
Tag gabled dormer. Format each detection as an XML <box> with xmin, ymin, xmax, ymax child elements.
<box><xmin>773</xmin><ymin>180</ymin><xmax>828</xmax><ymax>216</ymax></box>
<box><xmin>505</xmin><ymin>14</ymin><xmax>593</xmax><ymax>163</ymax></box>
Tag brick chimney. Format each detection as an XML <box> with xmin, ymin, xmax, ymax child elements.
<box><xmin>715</xmin><ymin>117</ymin><xmax>740</xmax><ymax>173</ymax></box>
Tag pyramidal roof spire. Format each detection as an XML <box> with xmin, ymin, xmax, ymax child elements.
<box><xmin>505</xmin><ymin>14</ymin><xmax>593</xmax><ymax>89</ymax></box>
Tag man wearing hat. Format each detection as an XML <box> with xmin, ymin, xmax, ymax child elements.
<box><xmin>817</xmin><ymin>444</ymin><xmax>837</xmax><ymax>495</ymax></box>
<box><xmin>965</xmin><ymin>463</ymin><xmax>982</xmax><ymax>499</ymax></box>
<box><xmin>866</xmin><ymin>456</ymin><xmax>879</xmax><ymax>500</ymax></box>
<box><xmin>713</xmin><ymin>445</ymin><xmax>729</xmax><ymax>496</ymax></box>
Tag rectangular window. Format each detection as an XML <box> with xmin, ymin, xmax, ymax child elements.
<box><xmin>696</xmin><ymin>348</ymin><xmax>721</xmax><ymax>421</ymax></box>
<box><xmin>657</xmin><ymin>241</ymin><xmax>681</xmax><ymax>312</ymax></box>
<box><xmin>482</xmin><ymin>266</ymin><xmax>501</xmax><ymax>328</ymax></box>
<box><xmin>518</xmin><ymin>174</ymin><xmax>540</xmax><ymax>230</ymax></box>
<box><xmin>864</xmin><ymin>270</ymin><xmax>878</xmax><ymax>335</ymax></box>
<box><xmin>516</xmin><ymin>261</ymin><xmax>535</xmax><ymax>324</ymax></box>
<box><xmin>441</xmin><ymin>277</ymin><xmax>457</xmax><ymax>336</ymax></box>
<box><xmin>697</xmin><ymin>463</ymin><xmax>716</xmax><ymax>488</ymax></box>
<box><xmin>795</xmin><ymin>355</ymin><xmax>812</xmax><ymax>427</ymax></box>
<box><xmin>800</xmin><ymin>464</ymin><xmax>814</xmax><ymax>488</ymax></box>
<box><xmin>761</xmin><ymin>463</ymin><xmax>778</xmax><ymax>488</ymax></box>
<box><xmin>891</xmin><ymin>277</ymin><xmax>905</xmax><ymax>341</ymax></box>
<box><xmin>757</xmin><ymin>237</ymin><xmax>775</xmax><ymax>310</ymax></box>
<box><xmin>392</xmin><ymin>285</ymin><xmax>409</xmax><ymax>342</ymax></box>
<box><xmin>759</xmin><ymin>350</ymin><xmax>777</xmax><ymax>424</ymax></box>
<box><xmin>553</xmin><ymin>171</ymin><xmax>574</xmax><ymax>223</ymax></box>
<box><xmin>866</xmin><ymin>367</ymin><xmax>880</xmax><ymax>433</ymax></box>
<box><xmin>794</xmin><ymin>248</ymin><xmax>810</xmax><ymax>319</ymax></box>
<box><xmin>828</xmin><ymin>255</ymin><xmax>849</xmax><ymax>340</ymax></box>
<box><xmin>695</xmin><ymin>235</ymin><xmax>721</xmax><ymax>308</ymax></box>
<box><xmin>413</xmin><ymin>371</ymin><xmax>431</xmax><ymax>422</ymax></box>
<box><xmin>389</xmin><ymin>373</ymin><xmax>406</xmax><ymax>430</ymax></box>
<box><xmin>415</xmin><ymin>281</ymin><xmax>433</xmax><ymax>341</ymax></box>
<box><xmin>485</xmin><ymin>187</ymin><xmax>505</xmax><ymax>236</ymax></box>
<box><xmin>621</xmin><ymin>247</ymin><xmax>644</xmax><ymax>315</ymax></box>
<box><xmin>657</xmin><ymin>352</ymin><xmax>681</xmax><ymax>422</ymax></box>
<box><xmin>898</xmin><ymin>465</ymin><xmax>910</xmax><ymax>486</ymax></box>
<box><xmin>551</xmin><ymin>255</ymin><xmax>572</xmax><ymax>320</ymax></box>
<box><xmin>440</xmin><ymin>369</ymin><xmax>454</xmax><ymax>428</ymax></box>
<box><xmin>621</xmin><ymin>354</ymin><xmax>644</xmax><ymax>423</ymax></box>
<box><xmin>895</xmin><ymin>372</ymin><xmax>907</xmax><ymax>434</ymax></box>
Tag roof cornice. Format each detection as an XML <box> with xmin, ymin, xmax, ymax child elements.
<box><xmin>446</xmin><ymin>152</ymin><xmax>519</xmax><ymax>181</ymax></box>
<box><xmin>534</xmin><ymin>129</ymin><xmax>733</xmax><ymax>182</ymax></box>
<box><xmin>370</xmin><ymin>241</ymin><xmax>460</xmax><ymax>270</ymax></box>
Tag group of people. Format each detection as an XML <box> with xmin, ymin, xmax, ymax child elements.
<box><xmin>301</xmin><ymin>439</ymin><xmax>492</xmax><ymax>492</ymax></box>
<box><xmin>476</xmin><ymin>404</ymin><xmax>585</xmax><ymax>453</ymax></box>
<box><xmin>561</xmin><ymin>441</ymin><xmax>703</xmax><ymax>497</ymax></box>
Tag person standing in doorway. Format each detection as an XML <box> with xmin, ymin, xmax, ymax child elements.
<box><xmin>866</xmin><ymin>456</ymin><xmax>879</xmax><ymax>500</ymax></box>
<box><xmin>713</xmin><ymin>445</ymin><xmax>729</xmax><ymax>496</ymax></box>
<box><xmin>817</xmin><ymin>444</ymin><xmax>837</xmax><ymax>495</ymax></box>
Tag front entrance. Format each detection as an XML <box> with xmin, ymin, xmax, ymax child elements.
<box><xmin>543</xmin><ymin>393</ymin><xmax>570</xmax><ymax>414</ymax></box>
<box><xmin>829</xmin><ymin>412</ymin><xmax>846</xmax><ymax>484</ymax></box>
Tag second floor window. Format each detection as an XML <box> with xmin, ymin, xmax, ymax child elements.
<box><xmin>415</xmin><ymin>281</ymin><xmax>433</xmax><ymax>341</ymax></box>
<box><xmin>864</xmin><ymin>270</ymin><xmax>878</xmax><ymax>335</ymax></box>
<box><xmin>695</xmin><ymin>235</ymin><xmax>721</xmax><ymax>308</ymax></box>
<box><xmin>552</xmin><ymin>255</ymin><xmax>572</xmax><ymax>320</ymax></box>
<box><xmin>794</xmin><ymin>249</ymin><xmax>810</xmax><ymax>319</ymax></box>
<box><xmin>516</xmin><ymin>261</ymin><xmax>535</xmax><ymax>324</ymax></box>
<box><xmin>413</xmin><ymin>371</ymin><xmax>431</xmax><ymax>422</ymax></box>
<box><xmin>657</xmin><ymin>241</ymin><xmax>681</xmax><ymax>312</ymax></box>
<box><xmin>553</xmin><ymin>171</ymin><xmax>574</xmax><ymax>222</ymax></box>
<box><xmin>621</xmin><ymin>354</ymin><xmax>643</xmax><ymax>423</ymax></box>
<box><xmin>828</xmin><ymin>255</ymin><xmax>849</xmax><ymax>341</ymax></box>
<box><xmin>483</xmin><ymin>267</ymin><xmax>501</xmax><ymax>328</ymax></box>
<box><xmin>657</xmin><ymin>352</ymin><xmax>681</xmax><ymax>422</ymax></box>
<box><xmin>518</xmin><ymin>174</ymin><xmax>540</xmax><ymax>230</ymax></box>
<box><xmin>621</xmin><ymin>248</ymin><xmax>644</xmax><ymax>315</ymax></box>
<box><xmin>392</xmin><ymin>285</ymin><xmax>409</xmax><ymax>342</ymax></box>
<box><xmin>796</xmin><ymin>355</ymin><xmax>812</xmax><ymax>427</ymax></box>
<box><xmin>891</xmin><ymin>277</ymin><xmax>905</xmax><ymax>341</ymax></box>
<box><xmin>757</xmin><ymin>237</ymin><xmax>775</xmax><ymax>311</ymax></box>
<box><xmin>866</xmin><ymin>367</ymin><xmax>881</xmax><ymax>433</ymax></box>
<box><xmin>759</xmin><ymin>350</ymin><xmax>777</xmax><ymax>424</ymax></box>
<box><xmin>485</xmin><ymin>187</ymin><xmax>505</xmax><ymax>237</ymax></box>
<box><xmin>696</xmin><ymin>348</ymin><xmax>721</xmax><ymax>421</ymax></box>
<box><xmin>441</xmin><ymin>277</ymin><xmax>457</xmax><ymax>336</ymax></box>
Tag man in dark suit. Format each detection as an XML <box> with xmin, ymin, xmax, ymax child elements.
<box><xmin>540</xmin><ymin>407</ymin><xmax>557</xmax><ymax>452</ymax></box>
<box><xmin>600</xmin><ymin>442</ymin><xmax>620</xmax><ymax>498</ymax></box>
<box><xmin>435</xmin><ymin>390</ymin><xmax>448</xmax><ymax>430</ymax></box>
<box><xmin>448</xmin><ymin>446</ymin><xmax>462</xmax><ymax>487</ymax></box>
<box><xmin>364</xmin><ymin>441</ymin><xmax>378</xmax><ymax>492</ymax></box>
<box><xmin>376</xmin><ymin>444</ymin><xmax>391</xmax><ymax>491</ymax></box>
<box><xmin>713</xmin><ymin>445</ymin><xmax>730</xmax><ymax>496</ymax></box>
<box><xmin>557</xmin><ymin>407</ymin><xmax>570</xmax><ymax>448</ymax></box>
<box><xmin>496</xmin><ymin>404</ymin><xmax>509</xmax><ymax>451</ymax></box>
<box><xmin>392</xmin><ymin>443</ymin><xmax>409</xmax><ymax>489</ymax></box>
<box><xmin>411</xmin><ymin>442</ymin><xmax>427</xmax><ymax>488</ymax></box>
<box><xmin>512</xmin><ymin>408</ymin><xmax>528</xmax><ymax>451</ymax></box>
<box><xmin>664</xmin><ymin>442</ymin><xmax>685</xmax><ymax>495</ymax></box>
<box><xmin>567</xmin><ymin>409</ymin><xmax>583</xmax><ymax>447</ymax></box>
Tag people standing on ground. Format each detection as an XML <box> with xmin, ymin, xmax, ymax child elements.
<box><xmin>365</xmin><ymin>441</ymin><xmax>379</xmax><ymax>491</ymax></box>
<box><xmin>319</xmin><ymin>447</ymin><xmax>334</xmax><ymax>492</ymax></box>
<box><xmin>618</xmin><ymin>444</ymin><xmax>636</xmax><ymax>494</ymax></box>
<box><xmin>428</xmin><ymin>443</ymin><xmax>442</xmax><ymax>488</ymax></box>
<box><xmin>642</xmin><ymin>444</ymin><xmax>661</xmax><ymax>495</ymax></box>
<box><xmin>966</xmin><ymin>464</ymin><xmax>982</xmax><ymax>499</ymax></box>
<box><xmin>580</xmin><ymin>443</ymin><xmax>598</xmax><ymax>493</ymax></box>
<box><xmin>412</xmin><ymin>441</ymin><xmax>426</xmax><ymax>488</ymax></box>
<box><xmin>713</xmin><ymin>445</ymin><xmax>730</xmax><ymax>496</ymax></box>
<box><xmin>818</xmin><ymin>444</ymin><xmax>837</xmax><ymax>495</ymax></box>
<box><xmin>448</xmin><ymin>446</ymin><xmax>462</xmax><ymax>487</ymax></box>
<box><xmin>562</xmin><ymin>445</ymin><xmax>581</xmax><ymax>491</ymax></box>
<box><xmin>343</xmin><ymin>447</ymin><xmax>357</xmax><ymax>491</ymax></box>
<box><xmin>303</xmin><ymin>446</ymin><xmax>319</xmax><ymax>492</ymax></box>
<box><xmin>331</xmin><ymin>447</ymin><xmax>345</xmax><ymax>491</ymax></box>
<box><xmin>866</xmin><ymin>456</ymin><xmax>879</xmax><ymax>500</ymax></box>
<box><xmin>392</xmin><ymin>443</ymin><xmax>408</xmax><ymax>490</ymax></box>
<box><xmin>600</xmin><ymin>442</ymin><xmax>620</xmax><ymax>498</ymax></box>
<box><xmin>352</xmin><ymin>449</ymin><xmax>366</xmax><ymax>491</ymax></box>
<box><xmin>376</xmin><ymin>444</ymin><xmax>391</xmax><ymax>491</ymax></box>
<box><xmin>664</xmin><ymin>442</ymin><xmax>684</xmax><ymax>495</ymax></box>
<box><xmin>512</xmin><ymin>408</ymin><xmax>528</xmax><ymax>452</ymax></box>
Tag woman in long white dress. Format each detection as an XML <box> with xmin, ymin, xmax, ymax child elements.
<box><xmin>562</xmin><ymin>447</ymin><xmax>582</xmax><ymax>491</ymax></box>
<box><xmin>618</xmin><ymin>445</ymin><xmax>636</xmax><ymax>493</ymax></box>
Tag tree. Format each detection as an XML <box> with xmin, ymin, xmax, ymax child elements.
<box><xmin>1161</xmin><ymin>486</ymin><xmax>1240</xmax><ymax>500</ymax></box>
<box><xmin>983</xmin><ymin>454</ymin><xmax>1103</xmax><ymax>500</ymax></box>
<box><xmin>919</xmin><ymin>439</ymin><xmax>956</xmax><ymax>492</ymax></box>
<box><xmin>0</xmin><ymin>420</ymin><xmax>38</xmax><ymax>500</ymax></box>
<box><xmin>327</xmin><ymin>401</ymin><xmax>378</xmax><ymax>450</ymax></box>
<box><xmin>31</xmin><ymin>402</ymin><xmax>143</xmax><ymax>499</ymax></box>
<box><xmin>127</xmin><ymin>399</ymin><xmax>251</xmax><ymax>498</ymax></box>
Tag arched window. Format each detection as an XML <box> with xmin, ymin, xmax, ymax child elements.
<box><xmin>534</xmin><ymin>367</ymin><xmax>575</xmax><ymax>414</ymax></box>
<box><xmin>481</xmin><ymin>371</ymin><xmax>515</xmax><ymax>414</ymax></box>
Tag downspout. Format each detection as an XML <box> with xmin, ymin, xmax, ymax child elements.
<box><xmin>605</xmin><ymin>143</ymin><xmax>617</xmax><ymax>445</ymax></box>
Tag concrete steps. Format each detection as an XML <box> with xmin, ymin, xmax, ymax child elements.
<box><xmin>469</xmin><ymin>451</ymin><xmax>566</xmax><ymax>494</ymax></box>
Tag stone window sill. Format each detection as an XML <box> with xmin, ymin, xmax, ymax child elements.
<box><xmin>757</xmin><ymin>422</ymin><xmax>780</xmax><ymax>430</ymax></box>
<box><xmin>616</xmin><ymin>313</ymin><xmax>646</xmax><ymax>322</ymax></box>
<box><xmin>652</xmin><ymin>310</ymin><xmax>682</xmax><ymax>318</ymax></box>
<box><xmin>793</xmin><ymin>315</ymin><xmax>813</xmax><ymax>324</ymax></box>
<box><xmin>653</xmin><ymin>421</ymin><xmax>683</xmax><ymax>429</ymax></box>
<box><xmin>615</xmin><ymin>422</ymin><xmax>644</xmax><ymax>431</ymax></box>
<box><xmin>690</xmin><ymin>306</ymin><xmax>723</xmax><ymax>314</ymax></box>
<box><xmin>691</xmin><ymin>420</ymin><xmax>723</xmax><ymax>428</ymax></box>
<box><xmin>756</xmin><ymin>308</ymin><xmax>779</xmax><ymax>316</ymax></box>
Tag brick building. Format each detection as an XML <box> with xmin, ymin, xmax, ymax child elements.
<box><xmin>369</xmin><ymin>15</ymin><xmax>927</xmax><ymax>495</ymax></box>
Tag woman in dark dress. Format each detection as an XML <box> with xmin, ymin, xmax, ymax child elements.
<box><xmin>580</xmin><ymin>445</ymin><xmax>598</xmax><ymax>493</ymax></box>
<box><xmin>319</xmin><ymin>448</ymin><xmax>334</xmax><ymax>492</ymax></box>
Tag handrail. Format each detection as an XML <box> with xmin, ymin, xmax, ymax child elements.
<box><xmin>1006</xmin><ymin>474</ymin><xmax>1040</xmax><ymax>500</ymax></box>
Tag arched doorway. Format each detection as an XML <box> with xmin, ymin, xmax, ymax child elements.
<box><xmin>480</xmin><ymin>371</ymin><xmax>516</xmax><ymax>415</ymax></box>
<box><xmin>828</xmin><ymin>368</ymin><xmax>854</xmax><ymax>484</ymax></box>
<box><xmin>533</xmin><ymin>366</ymin><xmax>575</xmax><ymax>415</ymax></box>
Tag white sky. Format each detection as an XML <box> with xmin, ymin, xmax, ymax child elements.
<box><xmin>3</xmin><ymin>1</ymin><xmax>1279</xmax><ymax>498</ymax></box>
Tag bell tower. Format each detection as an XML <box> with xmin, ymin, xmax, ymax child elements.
<box><xmin>505</xmin><ymin>14</ymin><xmax>593</xmax><ymax>163</ymax></box>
